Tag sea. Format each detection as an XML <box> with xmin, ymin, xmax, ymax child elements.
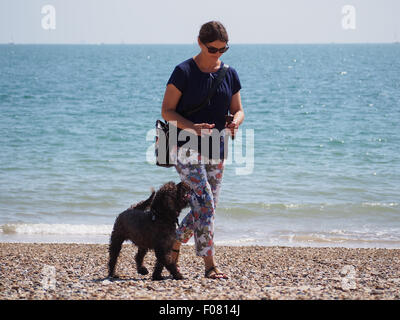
<box><xmin>1</xmin><ymin>43</ymin><xmax>399</xmax><ymax>248</ymax></box>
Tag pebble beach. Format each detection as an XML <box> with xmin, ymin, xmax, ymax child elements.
<box><xmin>1</xmin><ymin>243</ymin><xmax>400</xmax><ymax>300</ymax></box>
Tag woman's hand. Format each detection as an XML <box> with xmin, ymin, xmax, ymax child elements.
<box><xmin>225</xmin><ymin>119</ymin><xmax>239</xmax><ymax>138</ymax></box>
<box><xmin>192</xmin><ymin>123</ymin><xmax>215</xmax><ymax>136</ymax></box>
<box><xmin>227</xmin><ymin>91</ymin><xmax>244</xmax><ymax>139</ymax></box>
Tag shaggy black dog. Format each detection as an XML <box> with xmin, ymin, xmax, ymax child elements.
<box><xmin>108</xmin><ymin>181</ymin><xmax>191</xmax><ymax>280</ymax></box>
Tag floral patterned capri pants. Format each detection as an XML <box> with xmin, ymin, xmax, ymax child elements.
<box><xmin>173</xmin><ymin>148</ymin><xmax>224</xmax><ymax>257</ymax></box>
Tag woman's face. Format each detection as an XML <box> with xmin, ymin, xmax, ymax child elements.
<box><xmin>198</xmin><ymin>39</ymin><xmax>228</xmax><ymax>59</ymax></box>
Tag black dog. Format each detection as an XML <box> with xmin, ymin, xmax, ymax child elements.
<box><xmin>108</xmin><ymin>181</ymin><xmax>191</xmax><ymax>280</ymax></box>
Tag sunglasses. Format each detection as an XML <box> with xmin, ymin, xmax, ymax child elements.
<box><xmin>204</xmin><ymin>43</ymin><xmax>229</xmax><ymax>54</ymax></box>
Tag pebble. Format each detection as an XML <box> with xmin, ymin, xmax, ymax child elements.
<box><xmin>1</xmin><ymin>243</ymin><xmax>400</xmax><ymax>300</ymax></box>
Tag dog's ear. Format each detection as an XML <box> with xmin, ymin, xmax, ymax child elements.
<box><xmin>166</xmin><ymin>181</ymin><xmax>177</xmax><ymax>190</ymax></box>
<box><xmin>177</xmin><ymin>182</ymin><xmax>190</xmax><ymax>193</ymax></box>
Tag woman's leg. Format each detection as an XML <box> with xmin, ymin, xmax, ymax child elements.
<box><xmin>174</xmin><ymin>149</ymin><xmax>226</xmax><ymax>277</ymax></box>
<box><xmin>192</xmin><ymin>161</ymin><xmax>225</xmax><ymax>257</ymax></box>
<box><xmin>205</xmin><ymin>161</ymin><xmax>225</xmax><ymax>210</ymax></box>
<box><xmin>174</xmin><ymin>148</ymin><xmax>220</xmax><ymax>255</ymax></box>
<box><xmin>175</xmin><ymin>156</ymin><xmax>214</xmax><ymax>255</ymax></box>
<box><xmin>203</xmin><ymin>161</ymin><xmax>227</xmax><ymax>278</ymax></box>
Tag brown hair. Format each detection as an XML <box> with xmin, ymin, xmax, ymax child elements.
<box><xmin>198</xmin><ymin>21</ymin><xmax>229</xmax><ymax>44</ymax></box>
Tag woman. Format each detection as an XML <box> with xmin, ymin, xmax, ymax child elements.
<box><xmin>161</xmin><ymin>21</ymin><xmax>244</xmax><ymax>279</ymax></box>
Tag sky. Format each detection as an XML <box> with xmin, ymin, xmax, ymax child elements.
<box><xmin>0</xmin><ymin>0</ymin><xmax>399</xmax><ymax>44</ymax></box>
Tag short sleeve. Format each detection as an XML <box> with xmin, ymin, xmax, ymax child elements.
<box><xmin>167</xmin><ymin>66</ymin><xmax>187</xmax><ymax>93</ymax></box>
<box><xmin>230</xmin><ymin>67</ymin><xmax>241</xmax><ymax>95</ymax></box>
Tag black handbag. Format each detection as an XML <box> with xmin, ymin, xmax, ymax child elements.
<box><xmin>155</xmin><ymin>64</ymin><xmax>229</xmax><ymax>167</ymax></box>
<box><xmin>155</xmin><ymin>119</ymin><xmax>173</xmax><ymax>167</ymax></box>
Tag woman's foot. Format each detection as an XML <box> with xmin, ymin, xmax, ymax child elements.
<box><xmin>203</xmin><ymin>255</ymin><xmax>228</xmax><ymax>279</ymax></box>
<box><xmin>204</xmin><ymin>265</ymin><xmax>228</xmax><ymax>279</ymax></box>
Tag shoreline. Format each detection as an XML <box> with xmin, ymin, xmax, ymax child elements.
<box><xmin>1</xmin><ymin>243</ymin><xmax>399</xmax><ymax>300</ymax></box>
<box><xmin>2</xmin><ymin>220</ymin><xmax>400</xmax><ymax>249</ymax></box>
<box><xmin>2</xmin><ymin>233</ymin><xmax>400</xmax><ymax>249</ymax></box>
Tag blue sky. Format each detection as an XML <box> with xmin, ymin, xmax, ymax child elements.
<box><xmin>0</xmin><ymin>0</ymin><xmax>399</xmax><ymax>44</ymax></box>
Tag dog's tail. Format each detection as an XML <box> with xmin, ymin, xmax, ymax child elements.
<box><xmin>132</xmin><ymin>188</ymin><xmax>156</xmax><ymax>211</ymax></box>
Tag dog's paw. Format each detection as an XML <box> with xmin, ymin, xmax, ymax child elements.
<box><xmin>173</xmin><ymin>273</ymin><xmax>184</xmax><ymax>280</ymax></box>
<box><xmin>137</xmin><ymin>266</ymin><xmax>149</xmax><ymax>275</ymax></box>
<box><xmin>152</xmin><ymin>274</ymin><xmax>165</xmax><ymax>281</ymax></box>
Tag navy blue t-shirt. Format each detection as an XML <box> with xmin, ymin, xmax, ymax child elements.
<box><xmin>167</xmin><ymin>58</ymin><xmax>241</xmax><ymax>159</ymax></box>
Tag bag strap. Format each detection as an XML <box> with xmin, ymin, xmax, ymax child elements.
<box><xmin>182</xmin><ymin>64</ymin><xmax>229</xmax><ymax>117</ymax></box>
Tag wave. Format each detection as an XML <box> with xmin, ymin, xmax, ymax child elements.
<box><xmin>1</xmin><ymin>223</ymin><xmax>112</xmax><ymax>235</ymax></box>
<box><xmin>223</xmin><ymin>201</ymin><xmax>399</xmax><ymax>210</ymax></box>
<box><xmin>214</xmin><ymin>229</ymin><xmax>400</xmax><ymax>248</ymax></box>
<box><xmin>273</xmin><ymin>229</ymin><xmax>400</xmax><ymax>245</ymax></box>
<box><xmin>218</xmin><ymin>201</ymin><xmax>400</xmax><ymax>219</ymax></box>
<box><xmin>1</xmin><ymin>223</ymin><xmax>400</xmax><ymax>248</ymax></box>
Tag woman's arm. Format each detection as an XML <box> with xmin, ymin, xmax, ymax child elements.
<box><xmin>161</xmin><ymin>84</ymin><xmax>191</xmax><ymax>128</ymax></box>
<box><xmin>161</xmin><ymin>84</ymin><xmax>215</xmax><ymax>136</ymax></box>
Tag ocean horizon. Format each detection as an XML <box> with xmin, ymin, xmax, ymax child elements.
<box><xmin>1</xmin><ymin>43</ymin><xmax>399</xmax><ymax>248</ymax></box>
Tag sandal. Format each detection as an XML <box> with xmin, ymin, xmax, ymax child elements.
<box><xmin>205</xmin><ymin>266</ymin><xmax>228</xmax><ymax>279</ymax></box>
